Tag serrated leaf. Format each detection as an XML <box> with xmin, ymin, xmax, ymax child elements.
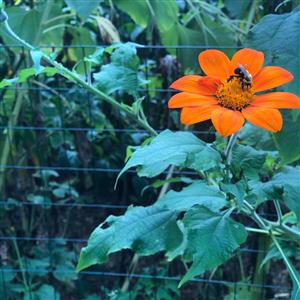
<box><xmin>220</xmin><ymin>181</ymin><xmax>246</xmax><ymax>208</ymax></box>
<box><xmin>93</xmin><ymin>43</ymin><xmax>142</xmax><ymax>96</ymax></box>
<box><xmin>156</xmin><ymin>181</ymin><xmax>226</xmax><ymax>212</ymax></box>
<box><xmin>117</xmin><ymin>130</ymin><xmax>221</xmax><ymax>181</ymax></box>
<box><xmin>179</xmin><ymin>206</ymin><xmax>247</xmax><ymax>286</ymax></box>
<box><xmin>76</xmin><ymin>205</ymin><xmax>183</xmax><ymax>272</ymax></box>
<box><xmin>232</xmin><ymin>144</ymin><xmax>266</xmax><ymax>179</ymax></box>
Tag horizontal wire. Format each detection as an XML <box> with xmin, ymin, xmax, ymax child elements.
<box><xmin>0</xmin><ymin>165</ymin><xmax>199</xmax><ymax>176</ymax></box>
<box><xmin>0</xmin><ymin>200</ymin><xmax>278</xmax><ymax>218</ymax></box>
<box><xmin>0</xmin><ymin>200</ymin><xmax>128</xmax><ymax>209</ymax></box>
<box><xmin>0</xmin><ymin>126</ymin><xmax>212</xmax><ymax>135</ymax></box>
<box><xmin>2</xmin><ymin>87</ymin><xmax>175</xmax><ymax>93</ymax></box>
<box><xmin>0</xmin><ymin>165</ymin><xmax>126</xmax><ymax>172</ymax></box>
<box><xmin>0</xmin><ymin>236</ymin><xmax>268</xmax><ymax>254</ymax></box>
<box><xmin>1</xmin><ymin>44</ymin><xmax>243</xmax><ymax>49</ymax></box>
<box><xmin>0</xmin><ymin>268</ymin><xmax>284</xmax><ymax>289</ymax></box>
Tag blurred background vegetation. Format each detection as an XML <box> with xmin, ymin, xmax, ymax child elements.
<box><xmin>0</xmin><ymin>0</ymin><xmax>299</xmax><ymax>299</ymax></box>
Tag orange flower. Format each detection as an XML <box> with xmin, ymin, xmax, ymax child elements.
<box><xmin>168</xmin><ymin>48</ymin><xmax>300</xmax><ymax>137</ymax></box>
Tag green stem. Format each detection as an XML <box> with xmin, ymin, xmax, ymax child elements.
<box><xmin>244</xmin><ymin>0</ymin><xmax>257</xmax><ymax>34</ymax></box>
<box><xmin>12</xmin><ymin>239</ymin><xmax>30</xmax><ymax>292</ymax></box>
<box><xmin>0</xmin><ymin>89</ymin><xmax>25</xmax><ymax>193</ymax></box>
<box><xmin>270</xmin><ymin>233</ymin><xmax>300</xmax><ymax>288</ymax></box>
<box><xmin>237</xmin><ymin>248</ymin><xmax>246</xmax><ymax>281</ymax></box>
<box><xmin>224</xmin><ymin>133</ymin><xmax>238</xmax><ymax>180</ymax></box>
<box><xmin>245</xmin><ymin>227</ymin><xmax>269</xmax><ymax>234</ymax></box>
<box><xmin>0</xmin><ymin>9</ymin><xmax>157</xmax><ymax>137</ymax></box>
<box><xmin>273</xmin><ymin>200</ymin><xmax>283</xmax><ymax>224</ymax></box>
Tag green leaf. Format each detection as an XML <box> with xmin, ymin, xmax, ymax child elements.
<box><xmin>274</xmin><ymin>111</ymin><xmax>300</xmax><ymax>164</ymax></box>
<box><xmin>1</xmin><ymin>4</ymin><xmax>65</xmax><ymax>47</ymax></box>
<box><xmin>268</xmin><ymin>167</ymin><xmax>300</xmax><ymax>222</ymax></box>
<box><xmin>224</xmin><ymin>0</ymin><xmax>251</xmax><ymax>18</ymax></box>
<box><xmin>67</xmin><ymin>27</ymin><xmax>96</xmax><ymax>68</ymax></box>
<box><xmin>150</xmin><ymin>0</ymin><xmax>178</xmax><ymax>33</ymax></box>
<box><xmin>238</xmin><ymin>124</ymin><xmax>275</xmax><ymax>151</ymax></box>
<box><xmin>117</xmin><ymin>130</ymin><xmax>221</xmax><ymax>181</ymax></box>
<box><xmin>24</xmin><ymin>284</ymin><xmax>60</xmax><ymax>300</ymax></box>
<box><xmin>64</xmin><ymin>0</ymin><xmax>100</xmax><ymax>20</ymax></box>
<box><xmin>220</xmin><ymin>181</ymin><xmax>246</xmax><ymax>208</ymax></box>
<box><xmin>179</xmin><ymin>206</ymin><xmax>247</xmax><ymax>286</ymax></box>
<box><xmin>0</xmin><ymin>78</ymin><xmax>17</xmax><ymax>88</ymax></box>
<box><xmin>247</xmin><ymin>7</ymin><xmax>300</xmax><ymax>163</ymax></box>
<box><xmin>224</xmin><ymin>284</ymin><xmax>257</xmax><ymax>300</ymax></box>
<box><xmin>284</xmin><ymin>185</ymin><xmax>300</xmax><ymax>223</ymax></box>
<box><xmin>17</xmin><ymin>68</ymin><xmax>36</xmax><ymax>83</ymax></box>
<box><xmin>114</xmin><ymin>0</ymin><xmax>150</xmax><ymax>28</ymax></box>
<box><xmin>161</xmin><ymin>21</ymin><xmax>236</xmax><ymax>70</ymax></box>
<box><xmin>156</xmin><ymin>181</ymin><xmax>226</xmax><ymax>212</ymax></box>
<box><xmin>232</xmin><ymin>145</ymin><xmax>266</xmax><ymax>180</ymax></box>
<box><xmin>114</xmin><ymin>0</ymin><xmax>178</xmax><ymax>32</ymax></box>
<box><xmin>93</xmin><ymin>43</ymin><xmax>142</xmax><ymax>96</ymax></box>
<box><xmin>260</xmin><ymin>242</ymin><xmax>300</xmax><ymax>269</ymax></box>
<box><xmin>255</xmin><ymin>167</ymin><xmax>300</xmax><ymax>221</ymax></box>
<box><xmin>76</xmin><ymin>205</ymin><xmax>183</xmax><ymax>272</ymax></box>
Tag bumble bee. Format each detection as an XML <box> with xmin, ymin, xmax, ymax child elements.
<box><xmin>228</xmin><ymin>63</ymin><xmax>252</xmax><ymax>90</ymax></box>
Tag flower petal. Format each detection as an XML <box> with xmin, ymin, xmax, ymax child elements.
<box><xmin>170</xmin><ymin>75</ymin><xmax>219</xmax><ymax>95</ymax></box>
<box><xmin>253</xmin><ymin>66</ymin><xmax>293</xmax><ymax>92</ymax></box>
<box><xmin>242</xmin><ymin>107</ymin><xmax>282</xmax><ymax>132</ymax></box>
<box><xmin>168</xmin><ymin>92</ymin><xmax>217</xmax><ymax>108</ymax></box>
<box><xmin>230</xmin><ymin>48</ymin><xmax>264</xmax><ymax>77</ymax></box>
<box><xmin>180</xmin><ymin>105</ymin><xmax>219</xmax><ymax>125</ymax></box>
<box><xmin>211</xmin><ymin>107</ymin><xmax>245</xmax><ymax>137</ymax></box>
<box><xmin>198</xmin><ymin>50</ymin><xmax>230</xmax><ymax>81</ymax></box>
<box><xmin>251</xmin><ymin>92</ymin><xmax>300</xmax><ymax>109</ymax></box>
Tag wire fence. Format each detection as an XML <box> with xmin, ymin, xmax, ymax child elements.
<box><xmin>0</xmin><ymin>43</ymin><xmax>289</xmax><ymax>298</ymax></box>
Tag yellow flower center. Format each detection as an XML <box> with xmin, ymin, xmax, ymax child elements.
<box><xmin>215</xmin><ymin>77</ymin><xmax>254</xmax><ymax>111</ymax></box>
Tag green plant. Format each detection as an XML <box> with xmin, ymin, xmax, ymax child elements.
<box><xmin>0</xmin><ymin>1</ymin><xmax>300</xmax><ymax>299</ymax></box>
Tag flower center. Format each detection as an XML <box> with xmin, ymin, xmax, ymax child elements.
<box><xmin>215</xmin><ymin>77</ymin><xmax>254</xmax><ymax>111</ymax></box>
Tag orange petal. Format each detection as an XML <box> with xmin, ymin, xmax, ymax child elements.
<box><xmin>242</xmin><ymin>107</ymin><xmax>282</xmax><ymax>132</ymax></box>
<box><xmin>251</xmin><ymin>92</ymin><xmax>300</xmax><ymax>109</ymax></box>
<box><xmin>168</xmin><ymin>92</ymin><xmax>218</xmax><ymax>108</ymax></box>
<box><xmin>253</xmin><ymin>66</ymin><xmax>293</xmax><ymax>92</ymax></box>
<box><xmin>230</xmin><ymin>48</ymin><xmax>264</xmax><ymax>77</ymax></box>
<box><xmin>198</xmin><ymin>50</ymin><xmax>230</xmax><ymax>81</ymax></box>
<box><xmin>170</xmin><ymin>75</ymin><xmax>218</xmax><ymax>95</ymax></box>
<box><xmin>211</xmin><ymin>107</ymin><xmax>245</xmax><ymax>137</ymax></box>
<box><xmin>180</xmin><ymin>105</ymin><xmax>219</xmax><ymax>125</ymax></box>
<box><xmin>198</xmin><ymin>77</ymin><xmax>221</xmax><ymax>94</ymax></box>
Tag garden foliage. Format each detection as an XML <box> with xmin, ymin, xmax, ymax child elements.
<box><xmin>0</xmin><ymin>0</ymin><xmax>300</xmax><ymax>299</ymax></box>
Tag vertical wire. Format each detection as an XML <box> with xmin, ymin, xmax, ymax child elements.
<box><xmin>234</xmin><ymin>281</ymin><xmax>237</xmax><ymax>300</ymax></box>
<box><xmin>0</xmin><ymin>267</ymin><xmax>8</xmax><ymax>300</ymax></box>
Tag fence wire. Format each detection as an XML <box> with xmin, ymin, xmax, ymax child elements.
<box><xmin>0</xmin><ymin>43</ymin><xmax>288</xmax><ymax>298</ymax></box>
